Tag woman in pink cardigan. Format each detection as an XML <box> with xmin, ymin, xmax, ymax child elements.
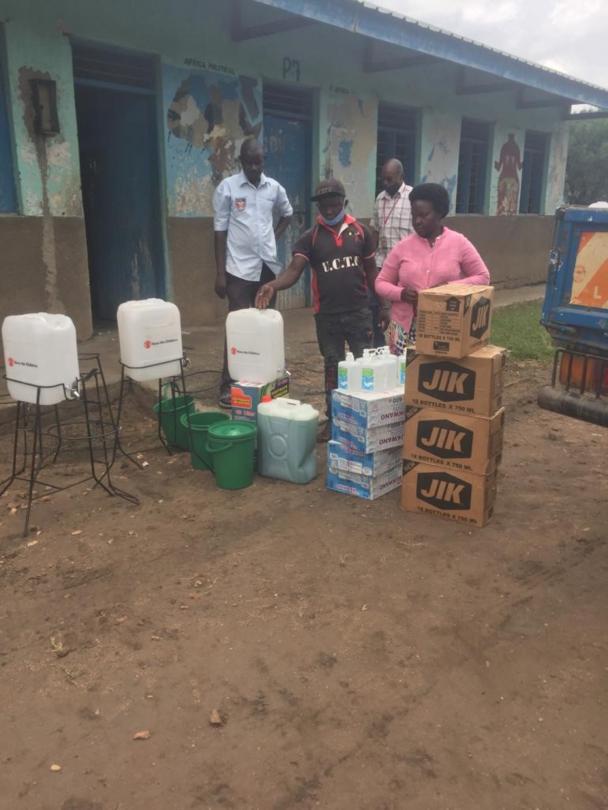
<box><xmin>375</xmin><ymin>183</ymin><xmax>490</xmax><ymax>354</ymax></box>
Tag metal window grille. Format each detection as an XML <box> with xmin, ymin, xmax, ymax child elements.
<box><xmin>456</xmin><ymin>119</ymin><xmax>490</xmax><ymax>214</ymax></box>
<box><xmin>72</xmin><ymin>42</ymin><xmax>156</xmax><ymax>91</ymax></box>
<box><xmin>376</xmin><ymin>103</ymin><xmax>418</xmax><ymax>191</ymax></box>
<box><xmin>520</xmin><ymin>130</ymin><xmax>548</xmax><ymax>214</ymax></box>
<box><xmin>263</xmin><ymin>83</ymin><xmax>313</xmax><ymax>121</ymax></box>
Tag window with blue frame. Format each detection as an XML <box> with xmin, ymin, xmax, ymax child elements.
<box><xmin>376</xmin><ymin>103</ymin><xmax>418</xmax><ymax>192</ymax></box>
<box><xmin>456</xmin><ymin>119</ymin><xmax>490</xmax><ymax>214</ymax></box>
<box><xmin>519</xmin><ymin>130</ymin><xmax>548</xmax><ymax>214</ymax></box>
<box><xmin>0</xmin><ymin>32</ymin><xmax>17</xmax><ymax>213</ymax></box>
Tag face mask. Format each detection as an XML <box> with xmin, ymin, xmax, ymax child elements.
<box><xmin>320</xmin><ymin>208</ymin><xmax>345</xmax><ymax>227</ymax></box>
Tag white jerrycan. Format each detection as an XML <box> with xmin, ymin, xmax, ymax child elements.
<box><xmin>2</xmin><ymin>313</ymin><xmax>79</xmax><ymax>405</ymax></box>
<box><xmin>257</xmin><ymin>397</ymin><xmax>319</xmax><ymax>484</ymax></box>
<box><xmin>226</xmin><ymin>308</ymin><xmax>285</xmax><ymax>384</ymax></box>
<box><xmin>117</xmin><ymin>299</ymin><xmax>183</xmax><ymax>381</ymax></box>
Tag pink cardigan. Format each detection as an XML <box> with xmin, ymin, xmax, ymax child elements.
<box><xmin>375</xmin><ymin>227</ymin><xmax>490</xmax><ymax>331</ymax></box>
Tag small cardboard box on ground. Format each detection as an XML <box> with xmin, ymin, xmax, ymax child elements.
<box><xmin>327</xmin><ymin>464</ymin><xmax>402</xmax><ymax>501</ymax></box>
<box><xmin>416</xmin><ymin>283</ymin><xmax>493</xmax><ymax>358</ymax></box>
<box><xmin>401</xmin><ymin>461</ymin><xmax>497</xmax><ymax>527</ymax></box>
<box><xmin>405</xmin><ymin>346</ymin><xmax>506</xmax><ymax>418</ymax></box>
<box><xmin>331</xmin><ymin>388</ymin><xmax>405</xmax><ymax>430</ymax></box>
<box><xmin>230</xmin><ymin>373</ymin><xmax>290</xmax><ymax>422</ymax></box>
<box><xmin>404</xmin><ymin>407</ymin><xmax>505</xmax><ymax>476</ymax></box>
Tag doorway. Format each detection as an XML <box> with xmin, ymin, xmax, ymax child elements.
<box><xmin>263</xmin><ymin>83</ymin><xmax>313</xmax><ymax>310</ymax></box>
<box><xmin>73</xmin><ymin>43</ymin><xmax>165</xmax><ymax>322</ymax></box>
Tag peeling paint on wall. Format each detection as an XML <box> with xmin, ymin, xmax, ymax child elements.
<box><xmin>545</xmin><ymin>122</ymin><xmax>569</xmax><ymax>214</ymax></box>
<box><xmin>17</xmin><ymin>66</ymin><xmax>66</xmax><ymax>313</ymax></box>
<box><xmin>420</xmin><ymin>109</ymin><xmax>460</xmax><ymax>212</ymax></box>
<box><xmin>322</xmin><ymin>90</ymin><xmax>376</xmax><ymax>219</ymax></box>
<box><xmin>14</xmin><ymin>58</ymin><xmax>82</xmax><ymax>219</ymax></box>
<box><xmin>163</xmin><ymin>64</ymin><xmax>262</xmax><ymax>217</ymax></box>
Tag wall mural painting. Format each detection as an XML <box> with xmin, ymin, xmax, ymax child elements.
<box><xmin>163</xmin><ymin>65</ymin><xmax>262</xmax><ymax>216</ymax></box>
<box><xmin>494</xmin><ymin>133</ymin><xmax>522</xmax><ymax>216</ymax></box>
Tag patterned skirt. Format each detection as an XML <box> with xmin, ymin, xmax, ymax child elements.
<box><xmin>386</xmin><ymin>319</ymin><xmax>416</xmax><ymax>356</ymax></box>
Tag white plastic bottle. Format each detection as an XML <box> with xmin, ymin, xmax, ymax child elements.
<box><xmin>338</xmin><ymin>352</ymin><xmax>361</xmax><ymax>392</ymax></box>
<box><xmin>2</xmin><ymin>313</ymin><xmax>80</xmax><ymax>405</ymax></box>
<box><xmin>117</xmin><ymin>299</ymin><xmax>183</xmax><ymax>381</ymax></box>
<box><xmin>398</xmin><ymin>348</ymin><xmax>408</xmax><ymax>386</ymax></box>
<box><xmin>361</xmin><ymin>348</ymin><xmax>379</xmax><ymax>392</ymax></box>
<box><xmin>226</xmin><ymin>308</ymin><xmax>285</xmax><ymax>384</ymax></box>
<box><xmin>377</xmin><ymin>346</ymin><xmax>398</xmax><ymax>390</ymax></box>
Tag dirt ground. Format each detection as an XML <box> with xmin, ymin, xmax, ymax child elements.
<box><xmin>0</xmin><ymin>354</ymin><xmax>607</xmax><ymax>810</ymax></box>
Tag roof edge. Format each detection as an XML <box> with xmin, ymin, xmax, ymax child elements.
<box><xmin>253</xmin><ymin>0</ymin><xmax>608</xmax><ymax>109</ymax></box>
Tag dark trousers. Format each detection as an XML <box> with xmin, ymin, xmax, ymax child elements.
<box><xmin>315</xmin><ymin>307</ymin><xmax>374</xmax><ymax>418</ymax></box>
<box><xmin>369</xmin><ymin>297</ymin><xmax>386</xmax><ymax>348</ymax></box>
<box><xmin>220</xmin><ymin>263</ymin><xmax>277</xmax><ymax>394</ymax></box>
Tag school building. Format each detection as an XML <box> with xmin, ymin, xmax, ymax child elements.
<box><xmin>1</xmin><ymin>0</ymin><xmax>607</xmax><ymax>338</ymax></box>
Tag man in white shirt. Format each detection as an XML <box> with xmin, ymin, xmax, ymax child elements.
<box><xmin>369</xmin><ymin>158</ymin><xmax>413</xmax><ymax>346</ymax></box>
<box><xmin>213</xmin><ymin>139</ymin><xmax>293</xmax><ymax>406</ymax></box>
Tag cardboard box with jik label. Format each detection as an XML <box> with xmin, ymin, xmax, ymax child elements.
<box><xmin>405</xmin><ymin>345</ymin><xmax>506</xmax><ymax>418</ymax></box>
<box><xmin>401</xmin><ymin>461</ymin><xmax>497</xmax><ymax>528</ymax></box>
<box><xmin>404</xmin><ymin>407</ymin><xmax>505</xmax><ymax>476</ymax></box>
<box><xmin>230</xmin><ymin>373</ymin><xmax>290</xmax><ymax>422</ymax></box>
<box><xmin>416</xmin><ymin>283</ymin><xmax>493</xmax><ymax>358</ymax></box>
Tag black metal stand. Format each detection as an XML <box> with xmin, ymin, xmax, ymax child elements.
<box><xmin>112</xmin><ymin>355</ymin><xmax>189</xmax><ymax>469</ymax></box>
<box><xmin>1</xmin><ymin>359</ymin><xmax>138</xmax><ymax>538</ymax></box>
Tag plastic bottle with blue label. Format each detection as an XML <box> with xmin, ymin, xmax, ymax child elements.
<box><xmin>360</xmin><ymin>348</ymin><xmax>393</xmax><ymax>392</ymax></box>
<box><xmin>338</xmin><ymin>352</ymin><xmax>361</xmax><ymax>392</ymax></box>
<box><xmin>399</xmin><ymin>349</ymin><xmax>408</xmax><ymax>386</ymax></box>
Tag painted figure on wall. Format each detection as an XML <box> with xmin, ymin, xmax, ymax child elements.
<box><xmin>495</xmin><ymin>133</ymin><xmax>522</xmax><ymax>215</ymax></box>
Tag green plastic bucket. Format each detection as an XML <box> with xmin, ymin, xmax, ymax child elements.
<box><xmin>180</xmin><ymin>411</ymin><xmax>230</xmax><ymax>471</ymax></box>
<box><xmin>205</xmin><ymin>420</ymin><xmax>257</xmax><ymax>490</ymax></box>
<box><xmin>153</xmin><ymin>394</ymin><xmax>194</xmax><ymax>450</ymax></box>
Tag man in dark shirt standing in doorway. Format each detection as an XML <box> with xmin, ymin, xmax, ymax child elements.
<box><xmin>255</xmin><ymin>178</ymin><xmax>380</xmax><ymax>439</ymax></box>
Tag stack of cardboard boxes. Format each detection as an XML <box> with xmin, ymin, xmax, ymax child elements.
<box><xmin>401</xmin><ymin>283</ymin><xmax>506</xmax><ymax>527</ymax></box>
<box><xmin>326</xmin><ymin>387</ymin><xmax>406</xmax><ymax>500</ymax></box>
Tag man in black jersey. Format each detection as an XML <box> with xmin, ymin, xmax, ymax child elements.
<box><xmin>256</xmin><ymin>178</ymin><xmax>388</xmax><ymax>438</ymax></box>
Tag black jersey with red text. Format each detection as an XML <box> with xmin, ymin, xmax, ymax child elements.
<box><xmin>292</xmin><ymin>215</ymin><xmax>376</xmax><ymax>314</ymax></box>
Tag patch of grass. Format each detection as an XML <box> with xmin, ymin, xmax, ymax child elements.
<box><xmin>491</xmin><ymin>300</ymin><xmax>554</xmax><ymax>362</ymax></box>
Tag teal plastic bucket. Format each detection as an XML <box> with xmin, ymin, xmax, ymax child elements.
<box><xmin>153</xmin><ymin>394</ymin><xmax>194</xmax><ymax>450</ymax></box>
<box><xmin>180</xmin><ymin>411</ymin><xmax>230</xmax><ymax>471</ymax></box>
<box><xmin>205</xmin><ymin>420</ymin><xmax>257</xmax><ymax>490</ymax></box>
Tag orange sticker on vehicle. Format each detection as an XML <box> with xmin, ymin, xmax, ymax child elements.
<box><xmin>570</xmin><ymin>231</ymin><xmax>608</xmax><ymax>309</ymax></box>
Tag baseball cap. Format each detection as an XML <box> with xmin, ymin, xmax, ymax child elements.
<box><xmin>311</xmin><ymin>177</ymin><xmax>346</xmax><ymax>201</ymax></box>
